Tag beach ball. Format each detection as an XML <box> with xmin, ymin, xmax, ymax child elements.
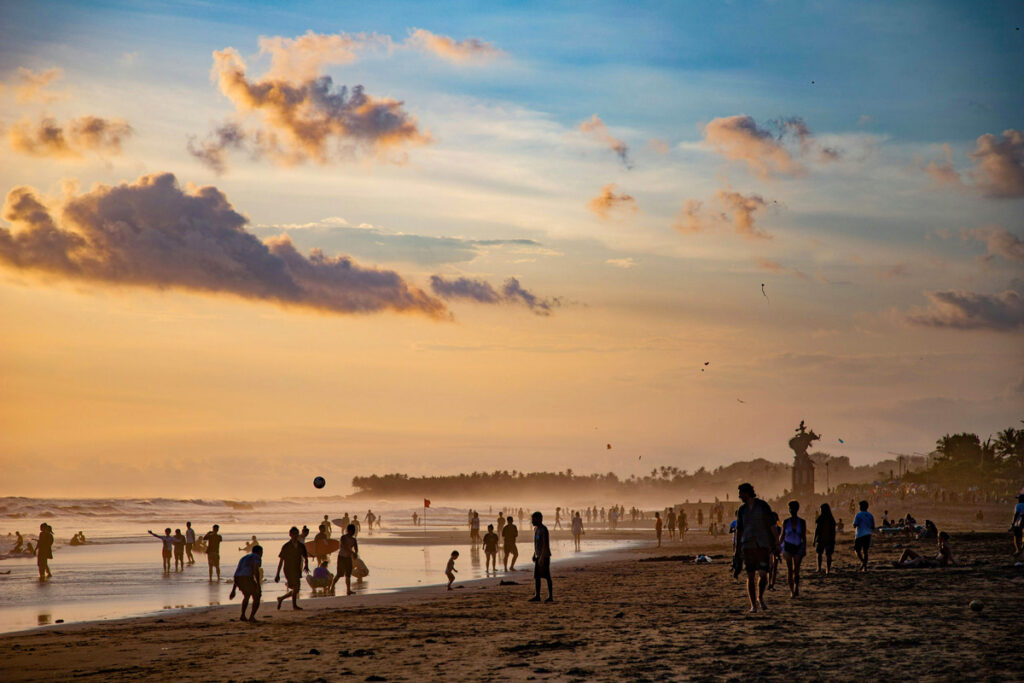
<box><xmin>969</xmin><ymin>600</ymin><xmax>983</xmax><ymax>612</ymax></box>
<box><xmin>313</xmin><ymin>476</ymin><xmax>326</xmax><ymax>489</ymax></box>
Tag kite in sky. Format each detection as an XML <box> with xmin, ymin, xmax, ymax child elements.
<box><xmin>761</xmin><ymin>283</ymin><xmax>769</xmax><ymax>303</ymax></box>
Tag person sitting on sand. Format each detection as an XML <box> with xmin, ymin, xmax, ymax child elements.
<box><xmin>503</xmin><ymin>516</ymin><xmax>519</xmax><ymax>570</ymax></box>
<box><xmin>36</xmin><ymin>523</ymin><xmax>54</xmax><ymax>581</ymax></box>
<box><xmin>204</xmin><ymin>525</ymin><xmax>223</xmax><ymax>581</ymax></box>
<box><xmin>446</xmin><ymin>550</ymin><xmax>459</xmax><ymax>590</ymax></box>
<box><xmin>781</xmin><ymin>501</ymin><xmax>807</xmax><ymax>597</ymax></box>
<box><xmin>331</xmin><ymin>523</ymin><xmax>359</xmax><ymax>596</ymax></box>
<box><xmin>239</xmin><ymin>535</ymin><xmax>259</xmax><ymax>552</ymax></box>
<box><xmin>229</xmin><ymin>544</ymin><xmax>263</xmax><ymax>622</ymax></box>
<box><xmin>813</xmin><ymin>503</ymin><xmax>837</xmax><ymax>575</ymax></box>
<box><xmin>172</xmin><ymin>528</ymin><xmax>186</xmax><ymax>572</ymax></box>
<box><xmin>572</xmin><ymin>511</ymin><xmax>583</xmax><ymax>552</ymax></box>
<box><xmin>853</xmin><ymin>501</ymin><xmax>876</xmax><ymax>572</ymax></box>
<box><xmin>275</xmin><ymin>526</ymin><xmax>310</xmax><ymax>610</ymax></box>
<box><xmin>734</xmin><ymin>483</ymin><xmax>776</xmax><ymax>613</ymax></box>
<box><xmin>530</xmin><ymin>511</ymin><xmax>553</xmax><ymax>603</ymax></box>
<box><xmin>1012</xmin><ymin>494</ymin><xmax>1024</xmax><ymax>556</ymax></box>
<box><xmin>148</xmin><ymin>528</ymin><xmax>174</xmax><ymax>573</ymax></box>
<box><xmin>896</xmin><ymin>532</ymin><xmax>953</xmax><ymax>568</ymax></box>
<box><xmin>483</xmin><ymin>524</ymin><xmax>499</xmax><ymax>573</ymax></box>
<box><xmin>921</xmin><ymin>520</ymin><xmax>938</xmax><ymax>540</ymax></box>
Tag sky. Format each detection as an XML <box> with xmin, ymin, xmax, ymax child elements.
<box><xmin>0</xmin><ymin>0</ymin><xmax>1022</xmax><ymax>498</ymax></box>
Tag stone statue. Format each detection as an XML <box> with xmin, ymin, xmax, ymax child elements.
<box><xmin>789</xmin><ymin>420</ymin><xmax>820</xmax><ymax>459</ymax></box>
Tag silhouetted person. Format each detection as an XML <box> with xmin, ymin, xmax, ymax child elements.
<box><xmin>897</xmin><ymin>531</ymin><xmax>953</xmax><ymax>568</ymax></box>
<box><xmin>204</xmin><ymin>524</ymin><xmax>223</xmax><ymax>581</ymax></box>
<box><xmin>571</xmin><ymin>511</ymin><xmax>583</xmax><ymax>551</ymax></box>
<box><xmin>276</xmin><ymin>526</ymin><xmax>309</xmax><ymax>610</ymax></box>
<box><xmin>667</xmin><ymin>508</ymin><xmax>677</xmax><ymax>540</ymax></box>
<box><xmin>813</xmin><ymin>503</ymin><xmax>837</xmax><ymax>574</ymax></box>
<box><xmin>148</xmin><ymin>527</ymin><xmax>174</xmax><ymax>573</ymax></box>
<box><xmin>446</xmin><ymin>550</ymin><xmax>459</xmax><ymax>590</ymax></box>
<box><xmin>529</xmin><ymin>511</ymin><xmax>552</xmax><ymax>602</ymax></box>
<box><xmin>781</xmin><ymin>501</ymin><xmax>807</xmax><ymax>597</ymax></box>
<box><xmin>555</xmin><ymin>507</ymin><xmax>562</xmax><ymax>530</ymax></box>
<box><xmin>483</xmin><ymin>524</ymin><xmax>499</xmax><ymax>573</ymax></box>
<box><xmin>655</xmin><ymin>512</ymin><xmax>663</xmax><ymax>547</ymax></box>
<box><xmin>768</xmin><ymin>511</ymin><xmax>782</xmax><ymax>590</ymax></box>
<box><xmin>470</xmin><ymin>511</ymin><xmax>481</xmax><ymax>546</ymax></box>
<box><xmin>323</xmin><ymin>515</ymin><xmax>332</xmax><ymax>539</ymax></box>
<box><xmin>36</xmin><ymin>523</ymin><xmax>54</xmax><ymax>580</ymax></box>
<box><xmin>734</xmin><ymin>483</ymin><xmax>775</xmax><ymax>613</ymax></box>
<box><xmin>853</xmin><ymin>500</ymin><xmax>875</xmax><ymax>572</ymax></box>
<box><xmin>185</xmin><ymin>521</ymin><xmax>196</xmax><ymax>565</ymax></box>
<box><xmin>14</xmin><ymin>531</ymin><xmax>24</xmax><ymax>553</ymax></box>
<box><xmin>1012</xmin><ymin>494</ymin><xmax>1024</xmax><ymax>555</ymax></box>
<box><xmin>172</xmin><ymin>528</ymin><xmax>186</xmax><ymax>572</ymax></box>
<box><xmin>502</xmin><ymin>516</ymin><xmax>519</xmax><ymax>570</ymax></box>
<box><xmin>331</xmin><ymin>524</ymin><xmax>359</xmax><ymax>596</ymax></box>
<box><xmin>230</xmin><ymin>544</ymin><xmax>263</xmax><ymax>622</ymax></box>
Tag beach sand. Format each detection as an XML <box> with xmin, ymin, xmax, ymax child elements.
<box><xmin>1</xmin><ymin>529</ymin><xmax>1022</xmax><ymax>681</ymax></box>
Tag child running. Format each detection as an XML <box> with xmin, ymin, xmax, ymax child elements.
<box><xmin>445</xmin><ymin>550</ymin><xmax>459</xmax><ymax>590</ymax></box>
<box><xmin>229</xmin><ymin>545</ymin><xmax>263</xmax><ymax>622</ymax></box>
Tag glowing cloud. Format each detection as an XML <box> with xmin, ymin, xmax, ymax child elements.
<box><xmin>587</xmin><ymin>183</ymin><xmax>637</xmax><ymax>219</ymax></box>
<box><xmin>967</xmin><ymin>129</ymin><xmax>1024</xmax><ymax>198</ymax></box>
<box><xmin>405</xmin><ymin>29</ymin><xmax>502</xmax><ymax>64</ymax></box>
<box><xmin>9</xmin><ymin>115</ymin><xmax>133</xmax><ymax>158</ymax></box>
<box><xmin>715</xmin><ymin>190</ymin><xmax>771</xmax><ymax>239</ymax></box>
<box><xmin>703</xmin><ymin>115</ymin><xmax>804</xmax><ymax>178</ymax></box>
<box><xmin>258</xmin><ymin>31</ymin><xmax>391</xmax><ymax>81</ymax></box>
<box><xmin>9</xmin><ymin>67</ymin><xmax>66</xmax><ymax>103</ymax></box>
<box><xmin>429</xmin><ymin>275</ymin><xmax>560</xmax><ymax>315</ymax></box>
<box><xmin>672</xmin><ymin>199</ymin><xmax>705</xmax><ymax>234</ymax></box>
<box><xmin>0</xmin><ymin>173</ymin><xmax>447</xmax><ymax>318</ymax></box>
<box><xmin>579</xmin><ymin>114</ymin><xmax>631</xmax><ymax>167</ymax></box>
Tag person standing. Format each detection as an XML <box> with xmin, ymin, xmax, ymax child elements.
<box><xmin>734</xmin><ymin>483</ymin><xmax>776</xmax><ymax>613</ymax></box>
<box><xmin>229</xmin><ymin>545</ymin><xmax>263</xmax><ymax>622</ymax></box>
<box><xmin>679</xmin><ymin>509</ymin><xmax>688</xmax><ymax>539</ymax></box>
<box><xmin>204</xmin><ymin>524</ymin><xmax>223</xmax><ymax>581</ymax></box>
<box><xmin>813</xmin><ymin>503</ymin><xmax>837</xmax><ymax>574</ymax></box>
<box><xmin>655</xmin><ymin>512</ymin><xmax>663</xmax><ymax>547</ymax></box>
<box><xmin>184</xmin><ymin>521</ymin><xmax>196</xmax><ymax>565</ymax></box>
<box><xmin>1011</xmin><ymin>493</ymin><xmax>1024</xmax><ymax>556</ymax></box>
<box><xmin>322</xmin><ymin>515</ymin><xmax>332</xmax><ymax>539</ymax></box>
<box><xmin>667</xmin><ymin>508</ymin><xmax>677</xmax><ymax>540</ymax></box>
<box><xmin>36</xmin><ymin>523</ymin><xmax>54</xmax><ymax>581</ymax></box>
<box><xmin>502</xmin><ymin>516</ymin><xmax>519</xmax><ymax>571</ymax></box>
<box><xmin>275</xmin><ymin>526</ymin><xmax>310</xmax><ymax>610</ymax></box>
<box><xmin>555</xmin><ymin>507</ymin><xmax>562</xmax><ymax>530</ymax></box>
<box><xmin>172</xmin><ymin>529</ymin><xmax>186</xmax><ymax>572</ymax></box>
<box><xmin>470</xmin><ymin>511</ymin><xmax>481</xmax><ymax>547</ymax></box>
<box><xmin>529</xmin><ymin>511</ymin><xmax>553</xmax><ymax>603</ymax></box>
<box><xmin>853</xmin><ymin>500</ymin><xmax>876</xmax><ymax>572</ymax></box>
<box><xmin>571</xmin><ymin>511</ymin><xmax>584</xmax><ymax>551</ymax></box>
<box><xmin>781</xmin><ymin>501</ymin><xmax>807</xmax><ymax>597</ymax></box>
<box><xmin>148</xmin><ymin>527</ymin><xmax>174</xmax><ymax>573</ymax></box>
<box><xmin>331</xmin><ymin>523</ymin><xmax>359</xmax><ymax>596</ymax></box>
<box><xmin>483</xmin><ymin>524</ymin><xmax>499</xmax><ymax>573</ymax></box>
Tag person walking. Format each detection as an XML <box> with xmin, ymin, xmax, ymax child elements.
<box><xmin>813</xmin><ymin>503</ymin><xmax>837</xmax><ymax>574</ymax></box>
<box><xmin>655</xmin><ymin>511</ymin><xmax>663</xmax><ymax>547</ymax></box>
<box><xmin>470</xmin><ymin>511</ymin><xmax>481</xmax><ymax>547</ymax></box>
<box><xmin>275</xmin><ymin>526</ymin><xmax>310</xmax><ymax>610</ymax></box>
<box><xmin>204</xmin><ymin>524</ymin><xmax>223</xmax><ymax>581</ymax></box>
<box><xmin>529</xmin><ymin>511</ymin><xmax>553</xmax><ymax>603</ymax></box>
<box><xmin>36</xmin><ymin>523</ymin><xmax>54</xmax><ymax>581</ymax></box>
<box><xmin>502</xmin><ymin>516</ymin><xmax>519</xmax><ymax>571</ymax></box>
<box><xmin>571</xmin><ymin>511</ymin><xmax>584</xmax><ymax>551</ymax></box>
<box><xmin>483</xmin><ymin>524</ymin><xmax>499</xmax><ymax>573</ymax></box>
<box><xmin>853</xmin><ymin>500</ymin><xmax>876</xmax><ymax>572</ymax></box>
<box><xmin>229</xmin><ymin>545</ymin><xmax>263</xmax><ymax>622</ymax></box>
<box><xmin>331</xmin><ymin>523</ymin><xmax>359</xmax><ymax>596</ymax></box>
<box><xmin>781</xmin><ymin>501</ymin><xmax>807</xmax><ymax>597</ymax></box>
<box><xmin>733</xmin><ymin>483</ymin><xmax>776</xmax><ymax>613</ymax></box>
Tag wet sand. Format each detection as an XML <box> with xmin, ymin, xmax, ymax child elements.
<box><xmin>1</xmin><ymin>529</ymin><xmax>1022</xmax><ymax>681</ymax></box>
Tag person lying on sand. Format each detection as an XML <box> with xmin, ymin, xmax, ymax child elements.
<box><xmin>229</xmin><ymin>544</ymin><xmax>263</xmax><ymax>622</ymax></box>
<box><xmin>896</xmin><ymin>532</ymin><xmax>953</xmax><ymax>569</ymax></box>
<box><xmin>446</xmin><ymin>550</ymin><xmax>459</xmax><ymax>590</ymax></box>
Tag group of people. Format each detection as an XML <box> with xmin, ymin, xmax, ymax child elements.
<box><xmin>448</xmin><ymin>511</ymin><xmax>554</xmax><ymax>602</ymax></box>
<box><xmin>147</xmin><ymin>522</ymin><xmax>223</xmax><ymax>579</ymax></box>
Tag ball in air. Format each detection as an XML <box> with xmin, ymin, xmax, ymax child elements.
<box><xmin>313</xmin><ymin>476</ymin><xmax>326</xmax><ymax>489</ymax></box>
<box><xmin>969</xmin><ymin>600</ymin><xmax>983</xmax><ymax>612</ymax></box>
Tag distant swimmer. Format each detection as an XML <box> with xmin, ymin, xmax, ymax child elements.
<box><xmin>172</xmin><ymin>528</ymin><xmax>186</xmax><ymax>572</ymax></box>
<box><xmin>36</xmin><ymin>523</ymin><xmax>54</xmax><ymax>581</ymax></box>
<box><xmin>853</xmin><ymin>500</ymin><xmax>876</xmax><ymax>572</ymax></box>
<box><xmin>446</xmin><ymin>550</ymin><xmax>459</xmax><ymax>590</ymax></box>
<box><xmin>275</xmin><ymin>526</ymin><xmax>310</xmax><ymax>610</ymax></box>
<box><xmin>503</xmin><ymin>516</ymin><xmax>519</xmax><ymax>570</ymax></box>
<box><xmin>781</xmin><ymin>501</ymin><xmax>807</xmax><ymax>598</ymax></box>
<box><xmin>529</xmin><ymin>511</ymin><xmax>553</xmax><ymax>603</ymax></box>
<box><xmin>230</xmin><ymin>544</ymin><xmax>263</xmax><ymax>622</ymax></box>
<box><xmin>572</xmin><ymin>511</ymin><xmax>584</xmax><ymax>551</ymax></box>
<box><xmin>184</xmin><ymin>522</ymin><xmax>196</xmax><ymax>565</ymax></box>
<box><xmin>330</xmin><ymin>524</ymin><xmax>359</xmax><ymax>596</ymax></box>
<box><xmin>483</xmin><ymin>524</ymin><xmax>499</xmax><ymax>573</ymax></box>
<box><xmin>204</xmin><ymin>524</ymin><xmax>223</xmax><ymax>581</ymax></box>
<box><xmin>734</xmin><ymin>483</ymin><xmax>776</xmax><ymax>613</ymax></box>
<box><xmin>148</xmin><ymin>528</ymin><xmax>174</xmax><ymax>573</ymax></box>
<box><xmin>813</xmin><ymin>503</ymin><xmax>837</xmax><ymax>574</ymax></box>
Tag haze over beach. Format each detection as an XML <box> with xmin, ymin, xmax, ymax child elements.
<box><xmin>1</xmin><ymin>1</ymin><xmax>1023</xmax><ymax>680</ymax></box>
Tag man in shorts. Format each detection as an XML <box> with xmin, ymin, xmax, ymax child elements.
<box><xmin>184</xmin><ymin>521</ymin><xmax>196</xmax><ymax>565</ymax></box>
<box><xmin>502</xmin><ymin>515</ymin><xmax>519</xmax><ymax>571</ymax></box>
<box><xmin>204</xmin><ymin>524</ymin><xmax>223</xmax><ymax>581</ymax></box>
<box><xmin>230</xmin><ymin>545</ymin><xmax>263</xmax><ymax>622</ymax></box>
<box><xmin>853</xmin><ymin>500</ymin><xmax>876</xmax><ymax>572</ymax></box>
<box><xmin>331</xmin><ymin>524</ymin><xmax>359</xmax><ymax>596</ymax></box>
<box><xmin>275</xmin><ymin>526</ymin><xmax>309</xmax><ymax>610</ymax></box>
<box><xmin>529</xmin><ymin>511</ymin><xmax>553</xmax><ymax>603</ymax></box>
<box><xmin>734</xmin><ymin>482</ymin><xmax>776</xmax><ymax>613</ymax></box>
<box><xmin>482</xmin><ymin>524</ymin><xmax>500</xmax><ymax>573</ymax></box>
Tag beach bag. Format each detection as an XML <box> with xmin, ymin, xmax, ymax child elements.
<box><xmin>352</xmin><ymin>557</ymin><xmax>370</xmax><ymax>578</ymax></box>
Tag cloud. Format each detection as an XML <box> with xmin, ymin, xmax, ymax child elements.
<box><xmin>703</xmin><ymin>115</ymin><xmax>803</xmax><ymax>179</ymax></box>
<box><xmin>672</xmin><ymin>199</ymin><xmax>704</xmax><ymax>234</ymax></box>
<box><xmin>258</xmin><ymin>31</ymin><xmax>391</xmax><ymax>81</ymax></box>
<box><xmin>778</xmin><ymin>117</ymin><xmax>840</xmax><ymax>162</ymax></box>
<box><xmin>605</xmin><ymin>257</ymin><xmax>637</xmax><ymax>268</ymax></box>
<box><xmin>0</xmin><ymin>172</ymin><xmax>447</xmax><ymax>319</ymax></box>
<box><xmin>8</xmin><ymin>115</ymin><xmax>133</xmax><ymax>158</ymax></box>
<box><xmin>579</xmin><ymin>115</ymin><xmax>631</xmax><ymax>167</ymax></box>
<box><xmin>922</xmin><ymin>143</ymin><xmax>961</xmax><ymax>186</ymax></box>
<box><xmin>587</xmin><ymin>183</ymin><xmax>637</xmax><ymax>219</ymax></box>
<box><xmin>187</xmin><ymin>122</ymin><xmax>248</xmax><ymax>174</ymax></box>
<box><xmin>405</xmin><ymin>29</ymin><xmax>502</xmax><ymax>64</ymax></box>
<box><xmin>197</xmin><ymin>42</ymin><xmax>428</xmax><ymax>171</ymax></box>
<box><xmin>9</xmin><ymin>67</ymin><xmax>66</xmax><ymax>103</ymax></box>
<box><xmin>715</xmin><ymin>189</ymin><xmax>771</xmax><ymax>239</ymax></box>
<box><xmin>903</xmin><ymin>284</ymin><xmax>1024</xmax><ymax>331</ymax></box>
<box><xmin>648</xmin><ymin>138</ymin><xmax>670</xmax><ymax>155</ymax></box>
<box><xmin>875</xmin><ymin>264</ymin><xmax>909</xmax><ymax>279</ymax></box>
<box><xmin>962</xmin><ymin>225</ymin><xmax>1024</xmax><ymax>264</ymax></box>
<box><xmin>967</xmin><ymin>129</ymin><xmax>1024</xmax><ymax>198</ymax></box>
<box><xmin>757</xmin><ymin>257</ymin><xmax>808</xmax><ymax>280</ymax></box>
<box><xmin>429</xmin><ymin>275</ymin><xmax>560</xmax><ymax>315</ymax></box>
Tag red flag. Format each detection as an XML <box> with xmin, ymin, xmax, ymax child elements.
<box><xmin>424</xmin><ymin>499</ymin><xmax>431</xmax><ymax>508</ymax></box>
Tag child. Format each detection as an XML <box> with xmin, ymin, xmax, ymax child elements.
<box><xmin>229</xmin><ymin>545</ymin><xmax>263</xmax><ymax>622</ymax></box>
<box><xmin>445</xmin><ymin>550</ymin><xmax>459</xmax><ymax>590</ymax></box>
<box><xmin>483</xmin><ymin>524</ymin><xmax>499</xmax><ymax>573</ymax></box>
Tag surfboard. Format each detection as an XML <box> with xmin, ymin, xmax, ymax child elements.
<box><xmin>305</xmin><ymin>537</ymin><xmax>341</xmax><ymax>556</ymax></box>
<box><xmin>352</xmin><ymin>556</ymin><xmax>369</xmax><ymax>578</ymax></box>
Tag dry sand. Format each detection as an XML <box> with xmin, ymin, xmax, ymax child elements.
<box><xmin>1</xmin><ymin>529</ymin><xmax>1022</xmax><ymax>682</ymax></box>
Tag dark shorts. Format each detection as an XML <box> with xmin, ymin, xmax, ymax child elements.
<box><xmin>742</xmin><ymin>547</ymin><xmax>771</xmax><ymax>573</ymax></box>
<box><xmin>534</xmin><ymin>557</ymin><xmax>551</xmax><ymax>580</ymax></box>
<box><xmin>783</xmin><ymin>542</ymin><xmax>805</xmax><ymax>557</ymax></box>
<box><xmin>235</xmin><ymin>575</ymin><xmax>261</xmax><ymax>596</ymax></box>
<box><xmin>284</xmin><ymin>569</ymin><xmax>301</xmax><ymax>590</ymax></box>
<box><xmin>208</xmin><ymin>552</ymin><xmax>220</xmax><ymax>566</ymax></box>
<box><xmin>816</xmin><ymin>542</ymin><xmax>835</xmax><ymax>555</ymax></box>
<box><xmin>337</xmin><ymin>555</ymin><xmax>353</xmax><ymax>577</ymax></box>
<box><xmin>162</xmin><ymin>548</ymin><xmax>172</xmax><ymax>559</ymax></box>
<box><xmin>854</xmin><ymin>535</ymin><xmax>872</xmax><ymax>552</ymax></box>
<box><xmin>504</xmin><ymin>543</ymin><xmax>517</xmax><ymax>554</ymax></box>
<box><xmin>1013</xmin><ymin>527</ymin><xmax>1022</xmax><ymax>540</ymax></box>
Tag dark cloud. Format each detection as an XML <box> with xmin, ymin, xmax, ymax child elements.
<box><xmin>430</xmin><ymin>275</ymin><xmax>560</xmax><ymax>315</ymax></box>
<box><xmin>0</xmin><ymin>172</ymin><xmax>447</xmax><ymax>318</ymax></box>
<box><xmin>904</xmin><ymin>283</ymin><xmax>1024</xmax><ymax>331</ymax></box>
<box><xmin>187</xmin><ymin>122</ymin><xmax>247</xmax><ymax>175</ymax></box>
<box><xmin>963</xmin><ymin>225</ymin><xmax>1024</xmax><ymax>264</ymax></box>
<box><xmin>9</xmin><ymin>115</ymin><xmax>133</xmax><ymax>158</ymax></box>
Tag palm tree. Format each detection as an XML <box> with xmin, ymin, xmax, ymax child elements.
<box><xmin>994</xmin><ymin>427</ymin><xmax>1024</xmax><ymax>473</ymax></box>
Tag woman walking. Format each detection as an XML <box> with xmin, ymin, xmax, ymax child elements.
<box><xmin>813</xmin><ymin>503</ymin><xmax>837</xmax><ymax>574</ymax></box>
<box><xmin>781</xmin><ymin>501</ymin><xmax>807</xmax><ymax>597</ymax></box>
